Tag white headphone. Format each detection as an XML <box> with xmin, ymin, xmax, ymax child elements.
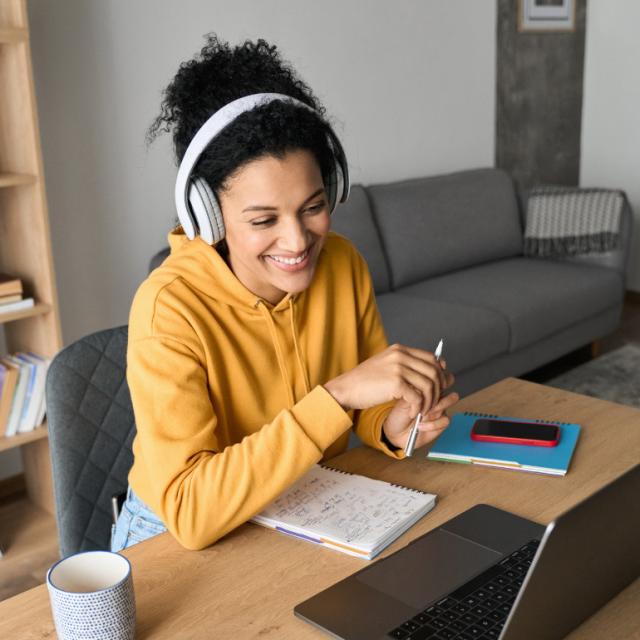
<box><xmin>174</xmin><ymin>93</ymin><xmax>350</xmax><ymax>245</ymax></box>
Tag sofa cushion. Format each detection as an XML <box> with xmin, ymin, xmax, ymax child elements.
<box><xmin>375</xmin><ymin>292</ymin><xmax>510</xmax><ymax>373</ymax></box>
<box><xmin>401</xmin><ymin>258</ymin><xmax>624</xmax><ymax>352</ymax></box>
<box><xmin>367</xmin><ymin>168</ymin><xmax>523</xmax><ymax>288</ymax></box>
<box><xmin>331</xmin><ymin>185</ymin><xmax>391</xmax><ymax>293</ymax></box>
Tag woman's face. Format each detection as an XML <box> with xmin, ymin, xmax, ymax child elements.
<box><xmin>218</xmin><ymin>149</ymin><xmax>331</xmax><ymax>305</ymax></box>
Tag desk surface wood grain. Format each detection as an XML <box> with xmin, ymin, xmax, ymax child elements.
<box><xmin>1</xmin><ymin>378</ymin><xmax>639</xmax><ymax>639</ymax></box>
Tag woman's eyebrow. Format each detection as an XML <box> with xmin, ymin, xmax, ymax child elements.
<box><xmin>242</xmin><ymin>187</ymin><xmax>325</xmax><ymax>213</ymax></box>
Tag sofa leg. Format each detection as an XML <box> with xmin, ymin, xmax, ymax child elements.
<box><xmin>591</xmin><ymin>340</ymin><xmax>602</xmax><ymax>359</ymax></box>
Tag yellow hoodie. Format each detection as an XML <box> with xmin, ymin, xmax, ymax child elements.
<box><xmin>127</xmin><ymin>229</ymin><xmax>402</xmax><ymax>550</ymax></box>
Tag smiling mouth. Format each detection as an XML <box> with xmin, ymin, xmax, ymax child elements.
<box><xmin>268</xmin><ymin>248</ymin><xmax>309</xmax><ymax>265</ymax></box>
<box><xmin>264</xmin><ymin>246</ymin><xmax>313</xmax><ymax>271</ymax></box>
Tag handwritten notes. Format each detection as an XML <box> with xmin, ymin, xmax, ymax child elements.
<box><xmin>254</xmin><ymin>466</ymin><xmax>436</xmax><ymax>555</ymax></box>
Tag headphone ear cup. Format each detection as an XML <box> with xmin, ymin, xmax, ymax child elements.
<box><xmin>178</xmin><ymin>194</ymin><xmax>199</xmax><ymax>240</ymax></box>
<box><xmin>189</xmin><ymin>177</ymin><xmax>225</xmax><ymax>245</ymax></box>
<box><xmin>326</xmin><ymin>164</ymin><xmax>338</xmax><ymax>214</ymax></box>
<box><xmin>334</xmin><ymin>161</ymin><xmax>345</xmax><ymax>210</ymax></box>
<box><xmin>324</xmin><ymin>129</ymin><xmax>349</xmax><ymax>211</ymax></box>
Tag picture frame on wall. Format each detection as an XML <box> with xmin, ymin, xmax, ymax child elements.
<box><xmin>519</xmin><ymin>0</ymin><xmax>575</xmax><ymax>32</ymax></box>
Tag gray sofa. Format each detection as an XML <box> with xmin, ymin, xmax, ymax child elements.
<box><xmin>329</xmin><ymin>168</ymin><xmax>631</xmax><ymax>396</ymax></box>
<box><xmin>150</xmin><ymin>167</ymin><xmax>631</xmax><ymax>397</ymax></box>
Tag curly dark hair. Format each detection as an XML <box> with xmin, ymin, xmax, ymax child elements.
<box><xmin>147</xmin><ymin>34</ymin><xmax>336</xmax><ymax>198</ymax></box>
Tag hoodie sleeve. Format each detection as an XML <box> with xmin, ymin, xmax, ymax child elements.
<box><xmin>127</xmin><ymin>334</ymin><xmax>352</xmax><ymax>551</ymax></box>
<box><xmin>349</xmin><ymin>249</ymin><xmax>405</xmax><ymax>460</ymax></box>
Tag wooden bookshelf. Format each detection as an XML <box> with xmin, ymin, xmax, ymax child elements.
<box><xmin>0</xmin><ymin>423</ymin><xmax>48</xmax><ymax>454</ymax></box>
<box><xmin>0</xmin><ymin>27</ymin><xmax>26</xmax><ymax>43</ymax></box>
<box><xmin>0</xmin><ymin>173</ymin><xmax>36</xmax><ymax>188</ymax></box>
<box><xmin>0</xmin><ymin>303</ymin><xmax>52</xmax><ymax>325</ymax></box>
<box><xmin>0</xmin><ymin>0</ymin><xmax>62</xmax><ymax>517</ymax></box>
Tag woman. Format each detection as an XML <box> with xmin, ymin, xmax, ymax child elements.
<box><xmin>111</xmin><ymin>35</ymin><xmax>457</xmax><ymax>552</ymax></box>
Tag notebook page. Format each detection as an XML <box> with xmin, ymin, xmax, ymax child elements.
<box><xmin>256</xmin><ymin>465</ymin><xmax>435</xmax><ymax>551</ymax></box>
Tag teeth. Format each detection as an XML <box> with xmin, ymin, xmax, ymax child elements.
<box><xmin>270</xmin><ymin>250</ymin><xmax>308</xmax><ymax>265</ymax></box>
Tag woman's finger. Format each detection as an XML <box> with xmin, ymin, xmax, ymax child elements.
<box><xmin>400</xmin><ymin>364</ymin><xmax>439</xmax><ymax>414</ymax></box>
<box><xmin>394</xmin><ymin>379</ymin><xmax>424</xmax><ymax>419</ymax></box>
<box><xmin>397</xmin><ymin>349</ymin><xmax>447</xmax><ymax>392</ymax></box>
<box><xmin>424</xmin><ymin>392</ymin><xmax>460</xmax><ymax>420</ymax></box>
<box><xmin>388</xmin><ymin>344</ymin><xmax>447</xmax><ymax>389</ymax></box>
<box><xmin>416</xmin><ymin>415</ymin><xmax>450</xmax><ymax>444</ymax></box>
<box><xmin>443</xmin><ymin>370</ymin><xmax>455</xmax><ymax>389</ymax></box>
<box><xmin>419</xmin><ymin>415</ymin><xmax>450</xmax><ymax>432</ymax></box>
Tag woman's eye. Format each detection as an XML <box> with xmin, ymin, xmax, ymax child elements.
<box><xmin>251</xmin><ymin>218</ymin><xmax>276</xmax><ymax>227</ymax></box>
<box><xmin>304</xmin><ymin>203</ymin><xmax>325</xmax><ymax>214</ymax></box>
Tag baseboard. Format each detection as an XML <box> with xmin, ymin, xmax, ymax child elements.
<box><xmin>0</xmin><ymin>473</ymin><xmax>26</xmax><ymax>504</ymax></box>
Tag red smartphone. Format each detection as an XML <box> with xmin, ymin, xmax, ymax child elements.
<box><xmin>470</xmin><ymin>418</ymin><xmax>560</xmax><ymax>447</ymax></box>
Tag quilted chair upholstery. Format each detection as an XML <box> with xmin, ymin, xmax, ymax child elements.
<box><xmin>46</xmin><ymin>326</ymin><xmax>135</xmax><ymax>557</ymax></box>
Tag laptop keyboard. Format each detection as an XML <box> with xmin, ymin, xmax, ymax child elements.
<box><xmin>387</xmin><ymin>539</ymin><xmax>540</xmax><ymax>640</ymax></box>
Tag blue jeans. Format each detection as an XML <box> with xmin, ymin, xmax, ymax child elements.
<box><xmin>110</xmin><ymin>486</ymin><xmax>168</xmax><ymax>552</ymax></box>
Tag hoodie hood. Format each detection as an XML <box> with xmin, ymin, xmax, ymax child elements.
<box><xmin>162</xmin><ymin>226</ymin><xmax>296</xmax><ymax>313</ymax></box>
<box><xmin>160</xmin><ymin>226</ymin><xmax>310</xmax><ymax>406</ymax></box>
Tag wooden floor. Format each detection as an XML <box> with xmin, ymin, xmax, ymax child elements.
<box><xmin>0</xmin><ymin>295</ymin><xmax>639</xmax><ymax>604</ymax></box>
<box><xmin>0</xmin><ymin>494</ymin><xmax>59</xmax><ymax>602</ymax></box>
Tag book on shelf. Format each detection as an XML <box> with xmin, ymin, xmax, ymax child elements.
<box><xmin>2</xmin><ymin>356</ymin><xmax>29</xmax><ymax>437</ymax></box>
<box><xmin>0</xmin><ymin>362</ymin><xmax>18</xmax><ymax>437</ymax></box>
<box><xmin>0</xmin><ymin>361</ymin><xmax>19</xmax><ymax>437</ymax></box>
<box><xmin>251</xmin><ymin>464</ymin><xmax>437</xmax><ymax>560</ymax></box>
<box><xmin>0</xmin><ymin>352</ymin><xmax>49</xmax><ymax>437</ymax></box>
<box><xmin>0</xmin><ymin>294</ymin><xmax>22</xmax><ymax>305</ymax></box>
<box><xmin>0</xmin><ymin>273</ymin><xmax>22</xmax><ymax>298</ymax></box>
<box><xmin>0</xmin><ymin>297</ymin><xmax>34</xmax><ymax>315</ymax></box>
<box><xmin>18</xmin><ymin>353</ymin><xmax>49</xmax><ymax>428</ymax></box>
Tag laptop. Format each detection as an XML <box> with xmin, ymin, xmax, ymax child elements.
<box><xmin>294</xmin><ymin>463</ymin><xmax>639</xmax><ymax>640</ymax></box>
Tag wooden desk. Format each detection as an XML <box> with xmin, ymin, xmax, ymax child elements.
<box><xmin>1</xmin><ymin>378</ymin><xmax>639</xmax><ymax>639</ymax></box>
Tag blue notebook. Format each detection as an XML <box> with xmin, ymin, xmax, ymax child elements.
<box><xmin>427</xmin><ymin>412</ymin><xmax>581</xmax><ymax>476</ymax></box>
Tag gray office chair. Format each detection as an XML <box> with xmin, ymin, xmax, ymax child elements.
<box><xmin>46</xmin><ymin>326</ymin><xmax>135</xmax><ymax>557</ymax></box>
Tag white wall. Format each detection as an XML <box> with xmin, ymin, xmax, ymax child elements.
<box><xmin>581</xmin><ymin>0</ymin><xmax>640</xmax><ymax>291</ymax></box>
<box><xmin>0</xmin><ymin>1</ymin><xmax>496</xmax><ymax>482</ymax></box>
<box><xmin>27</xmin><ymin>0</ymin><xmax>496</xmax><ymax>345</ymax></box>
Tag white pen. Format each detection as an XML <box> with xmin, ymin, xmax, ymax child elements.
<box><xmin>404</xmin><ymin>339</ymin><xmax>444</xmax><ymax>457</ymax></box>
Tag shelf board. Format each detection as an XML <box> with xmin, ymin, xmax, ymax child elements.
<box><xmin>0</xmin><ymin>302</ymin><xmax>51</xmax><ymax>325</ymax></box>
<box><xmin>0</xmin><ymin>28</ymin><xmax>27</xmax><ymax>44</ymax></box>
<box><xmin>0</xmin><ymin>422</ymin><xmax>47</xmax><ymax>453</ymax></box>
<box><xmin>0</xmin><ymin>173</ymin><xmax>37</xmax><ymax>188</ymax></box>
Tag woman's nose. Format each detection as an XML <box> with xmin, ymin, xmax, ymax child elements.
<box><xmin>279</xmin><ymin>217</ymin><xmax>309</xmax><ymax>252</ymax></box>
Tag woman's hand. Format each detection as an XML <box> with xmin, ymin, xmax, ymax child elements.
<box><xmin>382</xmin><ymin>390</ymin><xmax>460</xmax><ymax>451</ymax></box>
<box><xmin>323</xmin><ymin>343</ymin><xmax>455</xmax><ymax>415</ymax></box>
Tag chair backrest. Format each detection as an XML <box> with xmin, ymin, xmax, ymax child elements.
<box><xmin>46</xmin><ymin>326</ymin><xmax>135</xmax><ymax>557</ymax></box>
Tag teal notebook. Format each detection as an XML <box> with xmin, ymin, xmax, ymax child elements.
<box><xmin>427</xmin><ymin>411</ymin><xmax>581</xmax><ymax>476</ymax></box>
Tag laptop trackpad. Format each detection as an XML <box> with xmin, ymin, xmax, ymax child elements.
<box><xmin>356</xmin><ymin>529</ymin><xmax>501</xmax><ymax>610</ymax></box>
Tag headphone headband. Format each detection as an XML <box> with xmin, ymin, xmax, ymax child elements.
<box><xmin>174</xmin><ymin>92</ymin><xmax>350</xmax><ymax>243</ymax></box>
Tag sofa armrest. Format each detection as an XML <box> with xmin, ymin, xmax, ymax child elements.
<box><xmin>554</xmin><ymin>196</ymin><xmax>633</xmax><ymax>282</ymax></box>
<box><xmin>519</xmin><ymin>184</ymin><xmax>634</xmax><ymax>284</ymax></box>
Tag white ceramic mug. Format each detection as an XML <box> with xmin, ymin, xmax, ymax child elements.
<box><xmin>46</xmin><ymin>550</ymin><xmax>135</xmax><ymax>640</ymax></box>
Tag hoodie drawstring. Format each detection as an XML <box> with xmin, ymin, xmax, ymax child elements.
<box><xmin>289</xmin><ymin>297</ymin><xmax>311</xmax><ymax>395</ymax></box>
<box><xmin>255</xmin><ymin>300</ymin><xmax>295</xmax><ymax>407</ymax></box>
<box><xmin>255</xmin><ymin>297</ymin><xmax>311</xmax><ymax>407</ymax></box>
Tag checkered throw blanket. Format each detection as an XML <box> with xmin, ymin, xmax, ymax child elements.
<box><xmin>524</xmin><ymin>186</ymin><xmax>625</xmax><ymax>257</ymax></box>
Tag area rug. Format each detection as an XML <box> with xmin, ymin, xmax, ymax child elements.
<box><xmin>546</xmin><ymin>343</ymin><xmax>640</xmax><ymax>409</ymax></box>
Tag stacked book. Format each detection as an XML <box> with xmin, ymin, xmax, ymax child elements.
<box><xmin>0</xmin><ymin>352</ymin><xmax>50</xmax><ymax>437</ymax></box>
<box><xmin>0</xmin><ymin>273</ymin><xmax>34</xmax><ymax>315</ymax></box>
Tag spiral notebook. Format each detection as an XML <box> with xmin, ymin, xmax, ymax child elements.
<box><xmin>251</xmin><ymin>465</ymin><xmax>436</xmax><ymax>560</ymax></box>
<box><xmin>427</xmin><ymin>412</ymin><xmax>581</xmax><ymax>476</ymax></box>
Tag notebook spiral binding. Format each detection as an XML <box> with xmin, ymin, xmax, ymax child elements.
<box><xmin>463</xmin><ymin>411</ymin><xmax>571</xmax><ymax>426</ymax></box>
<box><xmin>321</xmin><ymin>465</ymin><xmax>428</xmax><ymax>495</ymax></box>
<box><xmin>321</xmin><ymin>465</ymin><xmax>353</xmax><ymax>476</ymax></box>
<box><xmin>388</xmin><ymin>483</ymin><xmax>429</xmax><ymax>495</ymax></box>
